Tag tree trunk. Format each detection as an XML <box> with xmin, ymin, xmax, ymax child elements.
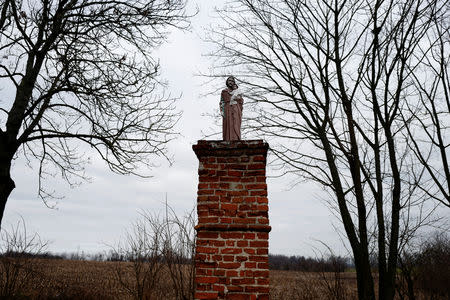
<box><xmin>0</xmin><ymin>173</ymin><xmax>14</xmax><ymax>227</ymax></box>
<box><xmin>0</xmin><ymin>134</ymin><xmax>15</xmax><ymax>228</ymax></box>
<box><xmin>354</xmin><ymin>251</ymin><xmax>376</xmax><ymax>300</ymax></box>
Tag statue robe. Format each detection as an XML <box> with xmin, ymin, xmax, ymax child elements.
<box><xmin>220</xmin><ymin>89</ymin><xmax>243</xmax><ymax>141</ymax></box>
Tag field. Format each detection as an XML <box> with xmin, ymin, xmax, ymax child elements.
<box><xmin>0</xmin><ymin>258</ymin><xmax>447</xmax><ymax>299</ymax></box>
<box><xmin>0</xmin><ymin>258</ymin><xmax>361</xmax><ymax>300</ymax></box>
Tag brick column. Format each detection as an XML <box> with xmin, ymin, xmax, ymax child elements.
<box><xmin>192</xmin><ymin>140</ymin><xmax>271</xmax><ymax>300</ymax></box>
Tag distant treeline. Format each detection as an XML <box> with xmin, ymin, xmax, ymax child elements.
<box><xmin>0</xmin><ymin>249</ymin><xmax>352</xmax><ymax>272</ymax></box>
<box><xmin>269</xmin><ymin>254</ymin><xmax>351</xmax><ymax>272</ymax></box>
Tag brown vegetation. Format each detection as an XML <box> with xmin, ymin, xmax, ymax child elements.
<box><xmin>0</xmin><ymin>257</ymin><xmax>447</xmax><ymax>300</ymax></box>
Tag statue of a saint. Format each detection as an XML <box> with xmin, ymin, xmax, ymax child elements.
<box><xmin>220</xmin><ymin>76</ymin><xmax>243</xmax><ymax>141</ymax></box>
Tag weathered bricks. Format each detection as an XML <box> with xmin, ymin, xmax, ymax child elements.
<box><xmin>193</xmin><ymin>140</ymin><xmax>270</xmax><ymax>300</ymax></box>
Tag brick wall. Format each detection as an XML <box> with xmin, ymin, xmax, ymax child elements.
<box><xmin>192</xmin><ymin>140</ymin><xmax>271</xmax><ymax>300</ymax></box>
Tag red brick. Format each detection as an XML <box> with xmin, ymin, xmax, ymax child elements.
<box><xmin>246</xmin><ymin>184</ymin><xmax>267</xmax><ymax>190</ymax></box>
<box><xmin>237</xmin><ymin>240</ymin><xmax>248</xmax><ymax>247</ymax></box>
<box><xmin>228</xmin><ymin>170</ymin><xmax>243</xmax><ymax>177</ymax></box>
<box><xmin>215</xmin><ymin>190</ymin><xmax>227</xmax><ymax>196</ymax></box>
<box><xmin>249</xmin><ymin>255</ymin><xmax>267</xmax><ymax>262</ymax></box>
<box><xmin>228</xmin><ymin>190</ymin><xmax>249</xmax><ymax>196</ymax></box>
<box><xmin>199</xmin><ymin>176</ymin><xmax>219</xmax><ymax>182</ymax></box>
<box><xmin>197</xmin><ymin>247</ymin><xmax>218</xmax><ymax>254</ymax></box>
<box><xmin>256</xmin><ymin>176</ymin><xmax>266</xmax><ymax>182</ymax></box>
<box><xmin>257</xmin><ymin>249</ymin><xmax>268</xmax><ymax>255</ymax></box>
<box><xmin>241</xmin><ymin>177</ymin><xmax>256</xmax><ymax>182</ymax></box>
<box><xmin>236</xmin><ymin>256</ymin><xmax>248</xmax><ymax>262</ymax></box>
<box><xmin>257</xmin><ymin>218</ymin><xmax>269</xmax><ymax>224</ymax></box>
<box><xmin>245</xmin><ymin>170</ymin><xmax>265</xmax><ymax>176</ymax></box>
<box><xmin>198</xmin><ymin>183</ymin><xmax>209</xmax><ymax>189</ymax></box>
<box><xmin>247</xmin><ymin>163</ymin><xmax>265</xmax><ymax>170</ymax></box>
<box><xmin>231</xmin><ymin>197</ymin><xmax>244</xmax><ymax>203</ymax></box>
<box><xmin>218</xmin><ymin>262</ymin><xmax>241</xmax><ymax>269</ymax></box>
<box><xmin>226</xmin><ymin>270</ymin><xmax>238</xmax><ymax>277</ymax></box>
<box><xmin>226</xmin><ymin>287</ymin><xmax>244</xmax><ymax>293</ymax></box>
<box><xmin>226</xmin><ymin>240</ymin><xmax>235</xmax><ymax>246</ymax></box>
<box><xmin>252</xmin><ymin>155</ymin><xmax>266</xmax><ymax>162</ymax></box>
<box><xmin>195</xmin><ymin>292</ymin><xmax>219</xmax><ymax>299</ymax></box>
<box><xmin>220</xmin><ymin>176</ymin><xmax>241</xmax><ymax>182</ymax></box>
<box><xmin>222</xmin><ymin>203</ymin><xmax>238</xmax><ymax>210</ymax></box>
<box><xmin>226</xmin><ymin>157</ymin><xmax>240</xmax><ymax>163</ymax></box>
<box><xmin>257</xmin><ymin>232</ymin><xmax>269</xmax><ymax>239</ymax></box>
<box><xmin>234</xmin><ymin>218</ymin><xmax>256</xmax><ymax>224</ymax></box>
<box><xmin>250</xmin><ymin>190</ymin><xmax>268</xmax><ymax>196</ymax></box>
<box><xmin>243</xmin><ymin>197</ymin><xmax>256</xmax><ymax>203</ymax></box>
<box><xmin>198</xmin><ymin>217</ymin><xmax>219</xmax><ymax>224</ymax></box>
<box><xmin>240</xmin><ymin>156</ymin><xmax>250</xmax><ymax>162</ymax></box>
<box><xmin>243</xmin><ymin>233</ymin><xmax>256</xmax><ymax>239</ymax></box>
<box><xmin>214</xmin><ymin>269</ymin><xmax>225</xmax><ymax>276</ymax></box>
<box><xmin>196</xmin><ymin>276</ymin><xmax>219</xmax><ymax>284</ymax></box>
<box><xmin>196</xmin><ymin>262</ymin><xmax>217</xmax><ymax>269</ymax></box>
<box><xmin>256</xmin><ymin>197</ymin><xmax>268</xmax><ymax>203</ymax></box>
<box><xmin>245</xmin><ymin>286</ymin><xmax>269</xmax><ymax>293</ymax></box>
<box><xmin>216</xmin><ymin>170</ymin><xmax>227</xmax><ymax>176</ymax></box>
<box><xmin>197</xmin><ymin>210</ymin><xmax>209</xmax><ymax>217</ymax></box>
<box><xmin>227</xmin><ymin>164</ymin><xmax>247</xmax><ymax>170</ymax></box>
<box><xmin>222</xmin><ymin>248</ymin><xmax>242</xmax><ymax>254</ymax></box>
<box><xmin>231</xmin><ymin>278</ymin><xmax>255</xmax><ymax>285</ymax></box>
<box><xmin>197</xmin><ymin>232</ymin><xmax>219</xmax><ymax>239</ymax></box>
<box><xmin>211</xmin><ymin>240</ymin><xmax>225</xmax><ymax>247</ymax></box>
<box><xmin>221</xmin><ymin>232</ymin><xmax>243</xmax><ymax>239</ymax></box>
<box><xmin>243</xmin><ymin>248</ymin><xmax>256</xmax><ymax>255</ymax></box>
<box><xmin>250</xmin><ymin>241</ymin><xmax>268</xmax><ymax>248</ymax></box>
<box><xmin>196</xmin><ymin>267</ymin><xmax>212</xmax><ymax>275</ymax></box>
<box><xmin>257</xmin><ymin>205</ymin><xmax>269</xmax><ymax>211</ymax></box>
<box><xmin>257</xmin><ymin>278</ymin><xmax>269</xmax><ymax>285</ymax></box>
<box><xmin>194</xmin><ymin>141</ymin><xmax>270</xmax><ymax>298</ymax></box>
<box><xmin>223</xmin><ymin>255</ymin><xmax>235</xmax><ymax>262</ymax></box>
<box><xmin>213</xmin><ymin>284</ymin><xmax>225</xmax><ymax>292</ymax></box>
<box><xmin>253</xmin><ymin>270</ymin><xmax>269</xmax><ymax>277</ymax></box>
<box><xmin>203</xmin><ymin>163</ymin><xmax>219</xmax><ymax>169</ymax></box>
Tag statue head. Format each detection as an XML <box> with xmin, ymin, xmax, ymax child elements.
<box><xmin>226</xmin><ymin>76</ymin><xmax>238</xmax><ymax>90</ymax></box>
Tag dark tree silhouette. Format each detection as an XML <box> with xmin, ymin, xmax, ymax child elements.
<box><xmin>0</xmin><ymin>0</ymin><xmax>192</xmax><ymax>225</ymax></box>
<box><xmin>205</xmin><ymin>0</ymin><xmax>448</xmax><ymax>299</ymax></box>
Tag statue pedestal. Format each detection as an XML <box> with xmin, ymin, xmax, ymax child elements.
<box><xmin>192</xmin><ymin>140</ymin><xmax>271</xmax><ymax>300</ymax></box>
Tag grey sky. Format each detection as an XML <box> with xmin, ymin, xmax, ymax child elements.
<box><xmin>3</xmin><ymin>0</ymin><xmax>350</xmax><ymax>257</ymax></box>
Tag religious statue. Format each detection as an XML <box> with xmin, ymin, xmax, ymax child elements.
<box><xmin>220</xmin><ymin>76</ymin><xmax>243</xmax><ymax>141</ymax></box>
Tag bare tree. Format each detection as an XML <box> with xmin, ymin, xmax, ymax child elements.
<box><xmin>0</xmin><ymin>0</ymin><xmax>192</xmax><ymax>225</ymax></box>
<box><xmin>205</xmin><ymin>0</ymin><xmax>448</xmax><ymax>299</ymax></box>
<box><xmin>402</xmin><ymin>10</ymin><xmax>450</xmax><ymax>207</ymax></box>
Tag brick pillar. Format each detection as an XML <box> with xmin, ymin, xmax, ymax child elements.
<box><xmin>192</xmin><ymin>140</ymin><xmax>271</xmax><ymax>300</ymax></box>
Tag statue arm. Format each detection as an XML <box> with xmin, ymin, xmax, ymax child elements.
<box><xmin>220</xmin><ymin>90</ymin><xmax>226</xmax><ymax>117</ymax></box>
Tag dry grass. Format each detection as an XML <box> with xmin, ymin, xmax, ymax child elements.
<box><xmin>1</xmin><ymin>258</ymin><xmax>359</xmax><ymax>300</ymax></box>
<box><xmin>0</xmin><ymin>258</ymin><xmax>447</xmax><ymax>299</ymax></box>
<box><xmin>270</xmin><ymin>270</ymin><xmax>358</xmax><ymax>300</ymax></box>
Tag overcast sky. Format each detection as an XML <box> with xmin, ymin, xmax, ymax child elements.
<box><xmin>3</xmin><ymin>0</ymin><xmax>351</xmax><ymax>258</ymax></box>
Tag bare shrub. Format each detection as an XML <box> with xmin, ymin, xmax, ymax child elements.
<box><xmin>0</xmin><ymin>218</ymin><xmax>47</xmax><ymax>299</ymax></box>
<box><xmin>110</xmin><ymin>216</ymin><xmax>165</xmax><ymax>300</ymax></box>
<box><xmin>415</xmin><ymin>233</ymin><xmax>450</xmax><ymax>299</ymax></box>
<box><xmin>110</xmin><ymin>203</ymin><xmax>196</xmax><ymax>300</ymax></box>
<box><xmin>158</xmin><ymin>206</ymin><xmax>196</xmax><ymax>300</ymax></box>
